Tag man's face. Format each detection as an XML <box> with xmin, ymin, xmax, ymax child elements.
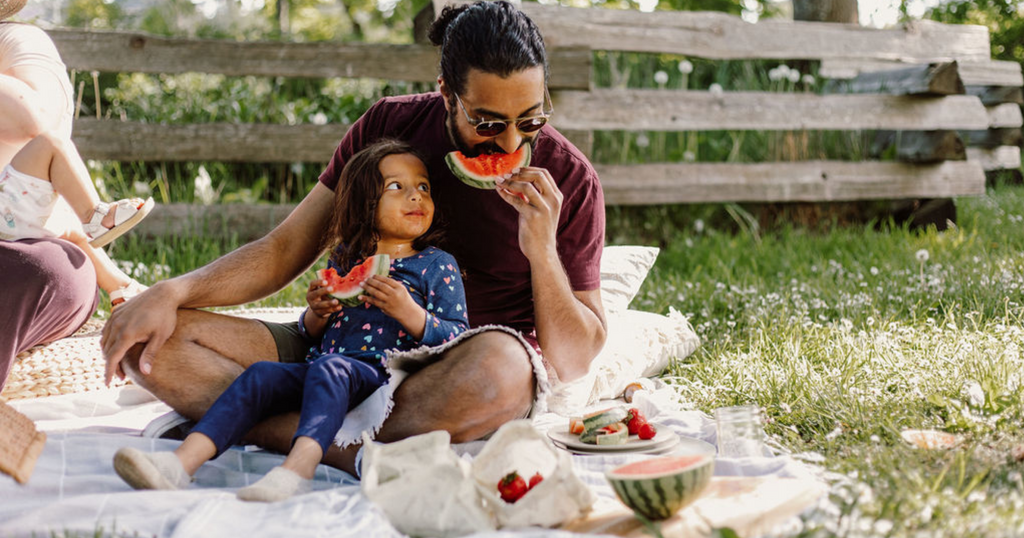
<box><xmin>442</xmin><ymin>66</ymin><xmax>547</xmax><ymax>157</ymax></box>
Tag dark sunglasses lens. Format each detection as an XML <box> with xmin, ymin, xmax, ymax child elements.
<box><xmin>475</xmin><ymin>122</ymin><xmax>507</xmax><ymax>137</ymax></box>
<box><xmin>517</xmin><ymin>117</ymin><xmax>547</xmax><ymax>133</ymax></box>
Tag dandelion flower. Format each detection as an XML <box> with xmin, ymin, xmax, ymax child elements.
<box><xmin>311</xmin><ymin>111</ymin><xmax>328</xmax><ymax>125</ymax></box>
<box><xmin>709</xmin><ymin>83</ymin><xmax>724</xmax><ymax>95</ymax></box>
<box><xmin>194</xmin><ymin>165</ymin><xmax>217</xmax><ymax>205</ymax></box>
<box><xmin>768</xmin><ymin>67</ymin><xmax>783</xmax><ymax>81</ymax></box>
<box><xmin>916</xmin><ymin>249</ymin><xmax>930</xmax><ymax>263</ymax></box>
<box><xmin>787</xmin><ymin>69</ymin><xmax>801</xmax><ymax>84</ymax></box>
<box><xmin>683</xmin><ymin>150</ymin><xmax>696</xmax><ymax>162</ymax></box>
<box><xmin>694</xmin><ymin>219</ymin><xmax>705</xmax><ymax>233</ymax></box>
<box><xmin>132</xmin><ymin>181</ymin><xmax>152</xmax><ymax>197</ymax></box>
<box><xmin>635</xmin><ymin>133</ymin><xmax>650</xmax><ymax>148</ymax></box>
<box><xmin>653</xmin><ymin>70</ymin><xmax>669</xmax><ymax>85</ymax></box>
<box><xmin>802</xmin><ymin>74</ymin><xmax>816</xmax><ymax>86</ymax></box>
<box><xmin>678</xmin><ymin>60</ymin><xmax>693</xmax><ymax>74</ymax></box>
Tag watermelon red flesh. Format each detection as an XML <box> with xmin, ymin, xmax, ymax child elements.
<box><xmin>319</xmin><ymin>254</ymin><xmax>390</xmax><ymax>307</ymax></box>
<box><xmin>444</xmin><ymin>144</ymin><xmax>532</xmax><ymax>189</ymax></box>
<box><xmin>605</xmin><ymin>454</ymin><xmax>714</xmax><ymax>520</ymax></box>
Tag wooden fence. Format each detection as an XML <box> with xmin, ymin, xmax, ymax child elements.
<box><xmin>49</xmin><ymin>0</ymin><xmax>1023</xmax><ymax>238</ymax></box>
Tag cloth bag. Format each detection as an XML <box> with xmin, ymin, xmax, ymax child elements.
<box><xmin>360</xmin><ymin>420</ymin><xmax>594</xmax><ymax>537</ymax></box>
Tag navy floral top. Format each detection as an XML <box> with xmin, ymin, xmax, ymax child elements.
<box><xmin>306</xmin><ymin>246</ymin><xmax>469</xmax><ymax>366</ymax></box>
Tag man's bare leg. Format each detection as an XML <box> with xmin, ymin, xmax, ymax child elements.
<box><xmin>121</xmin><ymin>309</ymin><xmax>279</xmax><ymax>419</ymax></box>
<box><xmin>125</xmin><ymin>317</ymin><xmax>534</xmax><ymax>477</ymax></box>
<box><xmin>243</xmin><ymin>331</ymin><xmax>536</xmax><ymax>476</ymax></box>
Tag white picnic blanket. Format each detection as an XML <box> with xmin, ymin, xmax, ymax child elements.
<box><xmin>0</xmin><ymin>384</ymin><xmax>821</xmax><ymax>537</ymax></box>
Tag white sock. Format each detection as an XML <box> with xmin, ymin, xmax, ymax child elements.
<box><xmin>113</xmin><ymin>448</ymin><xmax>191</xmax><ymax>490</ymax></box>
<box><xmin>236</xmin><ymin>466</ymin><xmax>311</xmax><ymax>503</ymax></box>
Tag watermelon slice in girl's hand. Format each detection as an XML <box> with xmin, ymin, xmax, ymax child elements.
<box><xmin>445</xmin><ymin>144</ymin><xmax>531</xmax><ymax>189</ymax></box>
<box><xmin>317</xmin><ymin>254</ymin><xmax>391</xmax><ymax>307</ymax></box>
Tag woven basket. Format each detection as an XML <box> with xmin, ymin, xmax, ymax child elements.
<box><xmin>0</xmin><ymin>319</ymin><xmax>127</xmax><ymax>402</ymax></box>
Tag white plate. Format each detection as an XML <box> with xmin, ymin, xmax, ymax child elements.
<box><xmin>547</xmin><ymin>423</ymin><xmax>678</xmax><ymax>452</ymax></box>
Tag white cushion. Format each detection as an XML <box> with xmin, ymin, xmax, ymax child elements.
<box><xmin>599</xmin><ymin>245</ymin><xmax>660</xmax><ymax>314</ymax></box>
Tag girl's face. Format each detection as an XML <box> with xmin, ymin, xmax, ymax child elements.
<box><xmin>376</xmin><ymin>153</ymin><xmax>434</xmax><ymax>242</ymax></box>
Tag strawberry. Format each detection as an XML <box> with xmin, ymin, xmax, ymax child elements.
<box><xmin>528</xmin><ymin>472</ymin><xmax>544</xmax><ymax>490</ymax></box>
<box><xmin>638</xmin><ymin>421</ymin><xmax>658</xmax><ymax>440</ymax></box>
<box><xmin>626</xmin><ymin>407</ymin><xmax>646</xmax><ymax>435</ymax></box>
<box><xmin>498</xmin><ymin>471</ymin><xmax>529</xmax><ymax>503</ymax></box>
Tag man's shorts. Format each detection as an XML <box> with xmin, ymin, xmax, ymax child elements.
<box><xmin>257</xmin><ymin>320</ymin><xmax>316</xmax><ymax>364</ymax></box>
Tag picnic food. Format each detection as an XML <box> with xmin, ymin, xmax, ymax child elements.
<box><xmin>498</xmin><ymin>471</ymin><xmax>529</xmax><ymax>503</ymax></box>
<box><xmin>605</xmin><ymin>454</ymin><xmax>714</xmax><ymax>520</ymax></box>
<box><xmin>528</xmin><ymin>472</ymin><xmax>544</xmax><ymax>489</ymax></box>
<box><xmin>572</xmin><ymin>407</ymin><xmax>656</xmax><ymax>445</ymax></box>
<box><xmin>582</xmin><ymin>407</ymin><xmax>628</xmax><ymax>432</ymax></box>
<box><xmin>318</xmin><ymin>254</ymin><xmax>391</xmax><ymax>307</ymax></box>
<box><xmin>580</xmin><ymin>422</ymin><xmax>628</xmax><ymax>445</ymax></box>
<box><xmin>445</xmin><ymin>145</ymin><xmax>532</xmax><ymax>189</ymax></box>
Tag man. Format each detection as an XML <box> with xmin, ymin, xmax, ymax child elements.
<box><xmin>101</xmin><ymin>0</ymin><xmax>607</xmax><ymax>476</ymax></box>
<box><xmin>1</xmin><ymin>1</ymin><xmax>99</xmax><ymax>389</ymax></box>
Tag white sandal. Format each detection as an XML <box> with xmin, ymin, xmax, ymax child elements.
<box><xmin>111</xmin><ymin>279</ymin><xmax>147</xmax><ymax>308</ymax></box>
<box><xmin>84</xmin><ymin>197</ymin><xmax>155</xmax><ymax>248</ymax></box>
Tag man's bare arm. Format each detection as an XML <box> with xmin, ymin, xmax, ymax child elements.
<box><xmin>496</xmin><ymin>167</ymin><xmax>608</xmax><ymax>382</ymax></box>
<box><xmin>101</xmin><ymin>182</ymin><xmax>336</xmax><ymax>382</ymax></box>
<box><xmin>531</xmin><ymin>255</ymin><xmax>607</xmax><ymax>381</ymax></box>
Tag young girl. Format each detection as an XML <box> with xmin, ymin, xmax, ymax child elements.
<box><xmin>1</xmin><ymin>133</ymin><xmax>152</xmax><ymax>304</ymax></box>
<box><xmin>112</xmin><ymin>139</ymin><xmax>469</xmax><ymax>502</ymax></box>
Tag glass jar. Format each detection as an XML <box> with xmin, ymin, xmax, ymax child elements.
<box><xmin>715</xmin><ymin>405</ymin><xmax>767</xmax><ymax>458</ymax></box>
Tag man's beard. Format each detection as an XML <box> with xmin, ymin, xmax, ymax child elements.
<box><xmin>446</xmin><ymin>108</ymin><xmax>534</xmax><ymax>158</ymax></box>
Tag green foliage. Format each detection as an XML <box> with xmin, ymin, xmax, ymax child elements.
<box><xmin>921</xmin><ymin>0</ymin><xmax>1024</xmax><ymax>66</ymax></box>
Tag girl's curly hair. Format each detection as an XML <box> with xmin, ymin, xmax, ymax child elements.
<box><xmin>320</xmin><ymin>138</ymin><xmax>445</xmax><ymax>269</ymax></box>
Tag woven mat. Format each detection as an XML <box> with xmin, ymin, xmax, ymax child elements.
<box><xmin>0</xmin><ymin>319</ymin><xmax>127</xmax><ymax>402</ymax></box>
<box><xmin>0</xmin><ymin>308</ymin><xmax>301</xmax><ymax>402</ymax></box>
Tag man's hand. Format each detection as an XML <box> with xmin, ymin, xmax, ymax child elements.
<box><xmin>360</xmin><ymin>275</ymin><xmax>426</xmax><ymax>340</ymax></box>
<box><xmin>100</xmin><ymin>282</ymin><xmax>180</xmax><ymax>385</ymax></box>
<box><xmin>494</xmin><ymin>166</ymin><xmax>563</xmax><ymax>261</ymax></box>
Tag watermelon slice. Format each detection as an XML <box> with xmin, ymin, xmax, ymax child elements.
<box><xmin>317</xmin><ymin>254</ymin><xmax>391</xmax><ymax>307</ymax></box>
<box><xmin>444</xmin><ymin>144</ymin><xmax>532</xmax><ymax>189</ymax></box>
<box><xmin>581</xmin><ymin>422</ymin><xmax>628</xmax><ymax>445</ymax></box>
<box><xmin>581</xmin><ymin>407</ymin><xmax>628</xmax><ymax>433</ymax></box>
<box><xmin>605</xmin><ymin>454</ymin><xmax>714</xmax><ymax>520</ymax></box>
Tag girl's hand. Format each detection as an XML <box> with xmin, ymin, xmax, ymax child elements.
<box><xmin>360</xmin><ymin>275</ymin><xmax>426</xmax><ymax>339</ymax></box>
<box><xmin>307</xmin><ymin>277</ymin><xmax>341</xmax><ymax>318</ymax></box>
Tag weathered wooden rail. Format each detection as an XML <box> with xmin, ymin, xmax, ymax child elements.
<box><xmin>47</xmin><ymin>1</ymin><xmax>1023</xmax><ymax>238</ymax></box>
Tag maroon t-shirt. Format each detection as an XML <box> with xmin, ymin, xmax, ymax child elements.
<box><xmin>319</xmin><ymin>92</ymin><xmax>605</xmax><ymax>340</ymax></box>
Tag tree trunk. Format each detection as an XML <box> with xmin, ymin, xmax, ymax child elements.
<box><xmin>792</xmin><ymin>0</ymin><xmax>858</xmax><ymax>24</ymax></box>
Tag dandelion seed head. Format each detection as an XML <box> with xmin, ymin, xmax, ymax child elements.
<box><xmin>916</xmin><ymin>249</ymin><xmax>930</xmax><ymax>263</ymax></box>
<box><xmin>709</xmin><ymin>83</ymin><xmax>724</xmax><ymax>95</ymax></box>
<box><xmin>654</xmin><ymin>70</ymin><xmax>669</xmax><ymax>85</ymax></box>
<box><xmin>678</xmin><ymin>60</ymin><xmax>693</xmax><ymax>74</ymax></box>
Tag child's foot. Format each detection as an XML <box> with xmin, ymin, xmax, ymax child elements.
<box><xmin>236</xmin><ymin>466</ymin><xmax>311</xmax><ymax>502</ymax></box>
<box><xmin>110</xmin><ymin>279</ymin><xmax>147</xmax><ymax>308</ymax></box>
<box><xmin>113</xmin><ymin>447</ymin><xmax>190</xmax><ymax>490</ymax></box>
<box><xmin>84</xmin><ymin>197</ymin><xmax>155</xmax><ymax>248</ymax></box>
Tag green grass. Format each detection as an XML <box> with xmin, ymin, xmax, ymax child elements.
<box><xmin>103</xmin><ymin>181</ymin><xmax>1024</xmax><ymax>536</ymax></box>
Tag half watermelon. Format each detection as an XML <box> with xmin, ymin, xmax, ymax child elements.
<box><xmin>318</xmin><ymin>253</ymin><xmax>391</xmax><ymax>307</ymax></box>
<box><xmin>444</xmin><ymin>144</ymin><xmax>532</xmax><ymax>189</ymax></box>
<box><xmin>605</xmin><ymin>454</ymin><xmax>714</xmax><ymax>520</ymax></box>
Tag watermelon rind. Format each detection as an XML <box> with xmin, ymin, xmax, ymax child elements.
<box><xmin>604</xmin><ymin>455</ymin><xmax>714</xmax><ymax>521</ymax></box>
<box><xmin>582</xmin><ymin>407</ymin><xmax>628</xmax><ymax>433</ymax></box>
<box><xmin>580</xmin><ymin>422</ymin><xmax>624</xmax><ymax>445</ymax></box>
<box><xmin>445</xmin><ymin>144</ymin><xmax>532</xmax><ymax>189</ymax></box>
<box><xmin>326</xmin><ymin>254</ymin><xmax>391</xmax><ymax>307</ymax></box>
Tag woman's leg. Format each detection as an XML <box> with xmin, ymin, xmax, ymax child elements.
<box><xmin>10</xmin><ymin>133</ymin><xmax>100</xmax><ymax>223</ymax></box>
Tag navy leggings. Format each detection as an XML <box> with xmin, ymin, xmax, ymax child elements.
<box><xmin>192</xmin><ymin>354</ymin><xmax>388</xmax><ymax>457</ymax></box>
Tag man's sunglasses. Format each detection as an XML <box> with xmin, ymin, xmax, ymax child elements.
<box><xmin>454</xmin><ymin>88</ymin><xmax>553</xmax><ymax>138</ymax></box>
